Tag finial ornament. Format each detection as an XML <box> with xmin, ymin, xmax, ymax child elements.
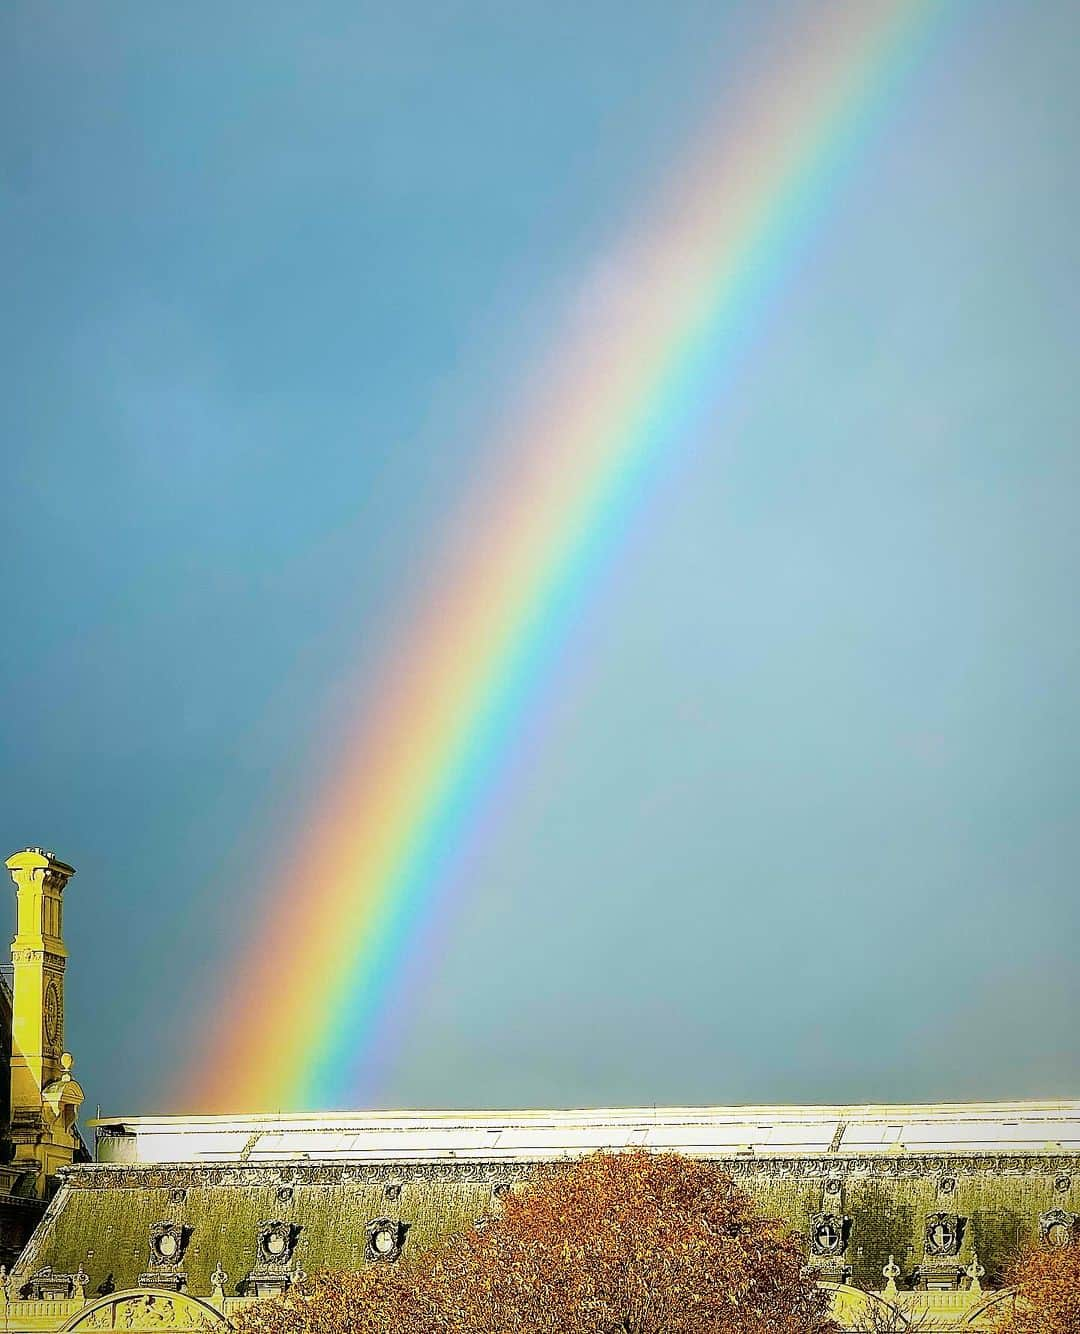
<box><xmin>210</xmin><ymin>1262</ymin><xmax>228</xmax><ymax>1309</ymax></box>
<box><xmin>966</xmin><ymin>1252</ymin><xmax>985</xmax><ymax>1294</ymax></box>
<box><xmin>74</xmin><ymin>1265</ymin><xmax>89</xmax><ymax>1302</ymax></box>
<box><xmin>882</xmin><ymin>1254</ymin><xmax>901</xmax><ymax>1297</ymax></box>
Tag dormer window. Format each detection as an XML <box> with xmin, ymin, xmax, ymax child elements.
<box><xmin>366</xmin><ymin>1219</ymin><xmax>404</xmax><ymax>1263</ymax></box>
<box><xmin>257</xmin><ymin>1222</ymin><xmax>297</xmax><ymax>1267</ymax></box>
<box><xmin>1040</xmin><ymin>1210</ymin><xmax>1078</xmax><ymax>1248</ymax></box>
<box><xmin>147</xmin><ymin>1223</ymin><xmax>188</xmax><ymax>1269</ymax></box>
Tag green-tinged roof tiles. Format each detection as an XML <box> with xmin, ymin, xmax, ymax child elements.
<box><xmin>12</xmin><ymin>1154</ymin><xmax>1080</xmax><ymax>1299</ymax></box>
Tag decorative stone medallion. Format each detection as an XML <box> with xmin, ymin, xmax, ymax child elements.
<box><xmin>924</xmin><ymin>1213</ymin><xmax>962</xmax><ymax>1257</ymax></box>
<box><xmin>149</xmin><ymin>1224</ymin><xmax>187</xmax><ymax>1267</ymax></box>
<box><xmin>1039</xmin><ymin>1209</ymin><xmax>1078</xmax><ymax>1248</ymax></box>
<box><xmin>257</xmin><ymin>1221</ymin><xmax>297</xmax><ymax>1267</ymax></box>
<box><xmin>809</xmin><ymin>1213</ymin><xmax>848</xmax><ymax>1257</ymax></box>
<box><xmin>366</xmin><ymin>1218</ymin><xmax>404</xmax><ymax>1263</ymax></box>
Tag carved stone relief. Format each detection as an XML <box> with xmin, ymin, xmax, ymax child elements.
<box><xmin>365</xmin><ymin>1218</ymin><xmax>405</xmax><ymax>1263</ymax></box>
<box><xmin>924</xmin><ymin>1213</ymin><xmax>963</xmax><ymax>1257</ymax></box>
<box><xmin>256</xmin><ymin>1221</ymin><xmax>298</xmax><ymax>1267</ymax></box>
<box><xmin>62</xmin><ymin>1293</ymin><xmax>224</xmax><ymax>1332</ymax></box>
<box><xmin>25</xmin><ymin>1268</ymin><xmax>74</xmax><ymax>1299</ymax></box>
<box><xmin>809</xmin><ymin>1214</ymin><xmax>849</xmax><ymax>1257</ymax></box>
<box><xmin>1039</xmin><ymin>1209</ymin><xmax>1078</xmax><ymax>1248</ymax></box>
<box><xmin>148</xmin><ymin>1224</ymin><xmax>188</xmax><ymax>1269</ymax></box>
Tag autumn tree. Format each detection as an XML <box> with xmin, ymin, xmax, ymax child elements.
<box><xmin>235</xmin><ymin>1149</ymin><xmax>835</xmax><ymax>1334</ymax></box>
<box><xmin>428</xmin><ymin>1149</ymin><xmax>835</xmax><ymax>1334</ymax></box>
<box><xmin>994</xmin><ymin>1237</ymin><xmax>1080</xmax><ymax>1334</ymax></box>
<box><xmin>233</xmin><ymin>1265</ymin><xmax>443</xmax><ymax>1334</ymax></box>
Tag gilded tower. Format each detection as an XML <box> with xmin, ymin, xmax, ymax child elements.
<box><xmin>5</xmin><ymin>848</ymin><xmax>83</xmax><ymax>1195</ymax></box>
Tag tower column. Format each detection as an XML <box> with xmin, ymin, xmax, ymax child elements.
<box><xmin>5</xmin><ymin>848</ymin><xmax>83</xmax><ymax>1195</ymax></box>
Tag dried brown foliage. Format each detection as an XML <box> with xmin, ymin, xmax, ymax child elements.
<box><xmin>234</xmin><ymin>1149</ymin><xmax>836</xmax><ymax>1334</ymax></box>
<box><xmin>995</xmin><ymin>1238</ymin><xmax>1080</xmax><ymax>1334</ymax></box>
<box><xmin>233</xmin><ymin>1266</ymin><xmax>439</xmax><ymax>1334</ymax></box>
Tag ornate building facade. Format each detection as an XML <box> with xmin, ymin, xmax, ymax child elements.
<box><xmin>4</xmin><ymin>848</ymin><xmax>1079</xmax><ymax>1331</ymax></box>
<box><xmin>0</xmin><ymin>850</ymin><xmax>88</xmax><ymax>1270</ymax></box>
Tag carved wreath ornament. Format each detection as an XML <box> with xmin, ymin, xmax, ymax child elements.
<box><xmin>44</xmin><ymin>980</ymin><xmax>62</xmax><ymax>1049</ymax></box>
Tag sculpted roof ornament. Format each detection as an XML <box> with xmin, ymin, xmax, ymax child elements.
<box><xmin>255</xmin><ymin>1222</ymin><xmax>298</xmax><ymax>1267</ymax></box>
<box><xmin>1039</xmin><ymin>1208</ymin><xmax>1078</xmax><ymax>1247</ymax></box>
<box><xmin>924</xmin><ymin>1212</ymin><xmax>963</xmax><ymax>1257</ymax></box>
<box><xmin>809</xmin><ymin>1213</ymin><xmax>848</xmax><ymax>1257</ymax></box>
<box><xmin>365</xmin><ymin>1218</ymin><xmax>405</xmax><ymax>1263</ymax></box>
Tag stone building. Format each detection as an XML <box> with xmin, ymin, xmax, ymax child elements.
<box><xmin>0</xmin><ymin>850</ymin><xmax>88</xmax><ymax>1269</ymax></box>
<box><xmin>3</xmin><ymin>848</ymin><xmax>1079</xmax><ymax>1332</ymax></box>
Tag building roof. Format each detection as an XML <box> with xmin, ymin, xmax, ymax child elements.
<box><xmin>12</xmin><ymin>1166</ymin><xmax>494</xmax><ymax>1297</ymax></box>
<box><xmin>90</xmin><ymin>1100</ymin><xmax>1080</xmax><ymax>1165</ymax></box>
<box><xmin>15</xmin><ymin>1112</ymin><xmax>1080</xmax><ymax>1298</ymax></box>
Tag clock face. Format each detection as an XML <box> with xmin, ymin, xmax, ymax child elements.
<box><xmin>44</xmin><ymin>981</ymin><xmax>61</xmax><ymax>1047</ymax></box>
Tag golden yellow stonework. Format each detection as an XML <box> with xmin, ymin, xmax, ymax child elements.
<box><xmin>5</xmin><ymin>849</ymin><xmax>83</xmax><ymax>1196</ymax></box>
<box><xmin>62</xmin><ymin>1291</ymin><xmax>224</xmax><ymax>1333</ymax></box>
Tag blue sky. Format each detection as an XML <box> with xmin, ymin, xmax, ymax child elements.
<box><xmin>2</xmin><ymin>0</ymin><xmax>1079</xmax><ymax>1115</ymax></box>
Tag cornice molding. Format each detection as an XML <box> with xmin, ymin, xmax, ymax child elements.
<box><xmin>61</xmin><ymin>1151</ymin><xmax>1080</xmax><ymax>1191</ymax></box>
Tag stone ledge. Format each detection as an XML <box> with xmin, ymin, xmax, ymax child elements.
<box><xmin>57</xmin><ymin>1150</ymin><xmax>1080</xmax><ymax>1190</ymax></box>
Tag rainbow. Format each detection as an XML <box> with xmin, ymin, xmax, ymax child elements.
<box><xmin>189</xmin><ymin>0</ymin><xmax>953</xmax><ymax>1112</ymax></box>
